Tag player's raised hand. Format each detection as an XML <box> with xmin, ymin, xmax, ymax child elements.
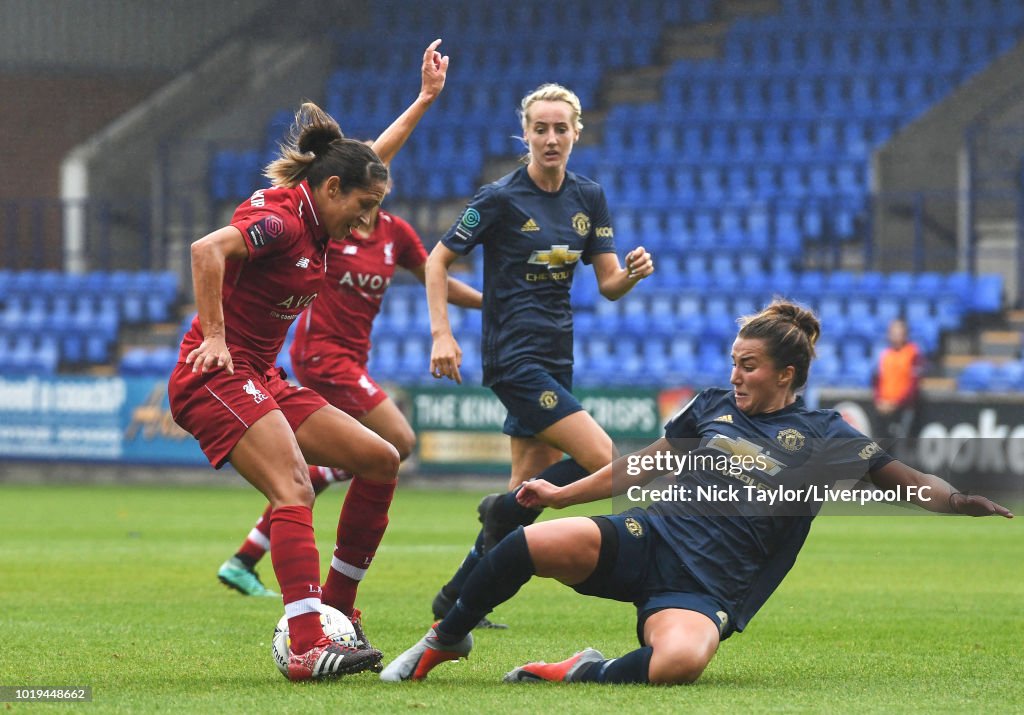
<box><xmin>420</xmin><ymin>39</ymin><xmax>448</xmax><ymax>103</ymax></box>
<box><xmin>626</xmin><ymin>246</ymin><xmax>654</xmax><ymax>280</ymax></box>
<box><xmin>430</xmin><ymin>332</ymin><xmax>463</xmax><ymax>384</ymax></box>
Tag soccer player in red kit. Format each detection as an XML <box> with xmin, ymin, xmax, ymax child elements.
<box><xmin>167</xmin><ymin>40</ymin><xmax>447</xmax><ymax>681</ymax></box>
<box><xmin>218</xmin><ymin>199</ymin><xmax>482</xmax><ymax>603</ymax></box>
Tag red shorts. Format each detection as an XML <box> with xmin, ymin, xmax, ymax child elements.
<box><xmin>291</xmin><ymin>355</ymin><xmax>388</xmax><ymax>419</ymax></box>
<box><xmin>168</xmin><ymin>361</ymin><xmax>327</xmax><ymax>469</ymax></box>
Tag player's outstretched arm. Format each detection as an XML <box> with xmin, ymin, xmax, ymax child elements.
<box><xmin>371</xmin><ymin>39</ymin><xmax>448</xmax><ymax>165</ymax></box>
<box><xmin>870</xmin><ymin>460</ymin><xmax>1014</xmax><ymax>517</ymax></box>
<box><xmin>409</xmin><ymin>263</ymin><xmax>482</xmax><ymax>309</ymax></box>
<box><xmin>592</xmin><ymin>247</ymin><xmax>654</xmax><ymax>301</ymax></box>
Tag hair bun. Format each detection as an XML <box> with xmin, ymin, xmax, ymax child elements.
<box><xmin>298</xmin><ymin>126</ymin><xmax>340</xmax><ymax>156</ymax></box>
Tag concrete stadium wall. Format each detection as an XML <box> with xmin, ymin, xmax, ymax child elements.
<box><xmin>0</xmin><ymin>0</ymin><xmax>276</xmax><ymax>73</ymax></box>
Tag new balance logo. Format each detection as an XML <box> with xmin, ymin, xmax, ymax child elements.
<box><xmin>521</xmin><ymin>218</ymin><xmax>540</xmax><ymax>232</ymax></box>
<box><xmin>713</xmin><ymin>414</ymin><xmax>734</xmax><ymax>423</ymax></box>
<box><xmin>243</xmin><ymin>379</ymin><xmax>268</xmax><ymax>404</ymax></box>
<box><xmin>296</xmin><ymin>257</ymin><xmax>310</xmax><ymax>268</ymax></box>
<box><xmin>343</xmin><ymin>245</ymin><xmax>358</xmax><ymax>255</ymax></box>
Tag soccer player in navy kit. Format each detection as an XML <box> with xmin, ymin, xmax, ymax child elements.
<box><xmin>380</xmin><ymin>300</ymin><xmax>1012</xmax><ymax>685</ymax></box>
<box><xmin>168</xmin><ymin>40</ymin><xmax>447</xmax><ymax>681</ymax></box>
<box><xmin>423</xmin><ymin>83</ymin><xmax>655</xmax><ymax>623</ymax></box>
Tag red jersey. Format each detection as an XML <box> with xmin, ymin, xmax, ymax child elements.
<box><xmin>291</xmin><ymin>209</ymin><xmax>427</xmax><ymax>366</ymax></box>
<box><xmin>179</xmin><ymin>181</ymin><xmax>328</xmax><ymax>371</ymax></box>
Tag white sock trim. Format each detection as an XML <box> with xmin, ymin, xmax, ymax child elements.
<box><xmin>322</xmin><ymin>467</ymin><xmax>350</xmax><ymax>483</ymax></box>
<box><xmin>284</xmin><ymin>597</ymin><xmax>322</xmax><ymax>619</ymax></box>
<box><xmin>331</xmin><ymin>556</ymin><xmax>367</xmax><ymax>581</ymax></box>
<box><xmin>246</xmin><ymin>528</ymin><xmax>270</xmax><ymax>551</ymax></box>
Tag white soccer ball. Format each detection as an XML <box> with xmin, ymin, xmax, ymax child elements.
<box><xmin>271</xmin><ymin>604</ymin><xmax>358</xmax><ymax>676</ymax></box>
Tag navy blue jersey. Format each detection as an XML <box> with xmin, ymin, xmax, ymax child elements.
<box><xmin>651</xmin><ymin>388</ymin><xmax>894</xmax><ymax>632</ymax></box>
<box><xmin>440</xmin><ymin>166</ymin><xmax>616</xmax><ymax>385</ymax></box>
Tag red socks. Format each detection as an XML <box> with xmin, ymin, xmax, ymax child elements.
<box><xmin>269</xmin><ymin>504</ymin><xmax>323</xmax><ymax>654</ymax></box>
<box><xmin>237</xmin><ymin>466</ymin><xmax>332</xmax><ymax>563</ymax></box>
<box><xmin>321</xmin><ymin>477</ymin><xmax>396</xmax><ymax>616</ymax></box>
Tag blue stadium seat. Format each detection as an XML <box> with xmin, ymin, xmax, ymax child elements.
<box><xmin>875</xmin><ymin>296</ymin><xmax>902</xmax><ymax>324</ymax></box>
<box><xmin>943</xmin><ymin>271</ymin><xmax>973</xmax><ymax>303</ymax></box>
<box><xmin>796</xmin><ymin>271</ymin><xmax>826</xmax><ymax>298</ymax></box>
<box><xmin>934</xmin><ymin>295</ymin><xmax>965</xmax><ymax>330</ymax></box>
<box><xmin>824</xmin><ymin>270</ymin><xmax>855</xmax><ymax>297</ymax></box>
<box><xmin>675</xmin><ymin>169</ymin><xmax>702</xmax><ymax>209</ymax></box>
<box><xmin>813</xmin><ymin>353</ymin><xmax>842</xmax><ymax>384</ymax></box>
<box><xmin>989</xmin><ymin>360</ymin><xmax>1024</xmax><ymax>392</ymax></box>
<box><xmin>885</xmin><ymin>272</ymin><xmax>915</xmax><ymax>297</ymax></box>
<box><xmin>852</xmin><ymin>271</ymin><xmax>884</xmax><ymax>294</ymax></box>
<box><xmin>773</xmin><ymin>208</ymin><xmax>802</xmax><ymax>252</ymax></box>
<box><xmin>957</xmin><ymin>360</ymin><xmax>996</xmax><ymax>391</ymax></box>
<box><xmin>369</xmin><ymin>337</ymin><xmax>400</xmax><ymax>379</ymax></box>
<box><xmin>973</xmin><ymin>273</ymin><xmax>1003</xmax><ymax>312</ymax></box>
<box><xmin>753</xmin><ymin>166</ymin><xmax>778</xmax><ymax>198</ymax></box>
<box><xmin>912</xmin><ymin>271</ymin><xmax>944</xmax><ymax>297</ymax></box>
<box><xmin>814</xmin><ymin>291</ymin><xmax>840</xmax><ymax>319</ymax></box>
<box><xmin>840</xmin><ymin>356</ymin><xmax>875</xmax><ymax>387</ymax></box>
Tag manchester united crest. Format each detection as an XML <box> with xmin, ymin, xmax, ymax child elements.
<box><xmin>624</xmin><ymin>517</ymin><xmax>644</xmax><ymax>538</ymax></box>
<box><xmin>539</xmin><ymin>391</ymin><xmax>559</xmax><ymax>410</ymax></box>
<box><xmin>571</xmin><ymin>212</ymin><xmax>591</xmax><ymax>237</ymax></box>
<box><xmin>776</xmin><ymin>428</ymin><xmax>805</xmax><ymax>452</ymax></box>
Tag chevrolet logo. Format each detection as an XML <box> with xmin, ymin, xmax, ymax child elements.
<box><xmin>528</xmin><ymin>245</ymin><xmax>583</xmax><ymax>269</ymax></box>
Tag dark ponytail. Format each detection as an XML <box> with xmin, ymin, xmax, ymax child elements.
<box><xmin>737</xmin><ymin>299</ymin><xmax>820</xmax><ymax>389</ymax></box>
<box><xmin>264</xmin><ymin>102</ymin><xmax>388</xmax><ymax>191</ymax></box>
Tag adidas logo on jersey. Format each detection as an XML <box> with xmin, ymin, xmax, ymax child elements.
<box><xmin>713</xmin><ymin>414</ymin><xmax>734</xmax><ymax>423</ymax></box>
<box><xmin>521</xmin><ymin>218</ymin><xmax>540</xmax><ymax>232</ymax></box>
<box><xmin>295</xmin><ymin>257</ymin><xmax>310</xmax><ymax>268</ymax></box>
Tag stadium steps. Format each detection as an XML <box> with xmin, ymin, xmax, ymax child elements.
<box><xmin>658</xmin><ymin>0</ymin><xmax>777</xmax><ymax>64</ymax></box>
<box><xmin>937</xmin><ymin>306</ymin><xmax>1022</xmax><ymax>379</ymax></box>
<box><xmin>660</xmin><ymin>19</ymin><xmax>732</xmax><ymax>62</ymax></box>
<box><xmin>937</xmin><ymin>331</ymin><xmax>1019</xmax><ymax>379</ymax></box>
<box><xmin>602</xmin><ymin>66</ymin><xmax>666</xmax><ymax>104</ymax></box>
<box><xmin>718</xmin><ymin>0</ymin><xmax>779</xmax><ymax>18</ymax></box>
<box><xmin>84</xmin><ymin>364</ymin><xmax>118</xmax><ymax>377</ymax></box>
<box><xmin>1004</xmin><ymin>309</ymin><xmax>1024</xmax><ymax>331</ymax></box>
<box><xmin>920</xmin><ymin>376</ymin><xmax>957</xmax><ymax>392</ymax></box>
<box><xmin>597</xmin><ymin>2</ymin><xmax>785</xmax><ymax>147</ymax></box>
<box><xmin>119</xmin><ymin>321</ymin><xmax>182</xmax><ymax>351</ymax></box>
<box><xmin>978</xmin><ymin>329</ymin><xmax>1022</xmax><ymax>358</ymax></box>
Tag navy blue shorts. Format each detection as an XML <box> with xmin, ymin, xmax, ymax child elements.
<box><xmin>571</xmin><ymin>508</ymin><xmax>734</xmax><ymax>644</ymax></box>
<box><xmin>490</xmin><ymin>363</ymin><xmax>583</xmax><ymax>437</ymax></box>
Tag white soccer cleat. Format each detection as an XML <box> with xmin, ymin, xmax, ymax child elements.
<box><xmin>379</xmin><ymin>624</ymin><xmax>473</xmax><ymax>682</ymax></box>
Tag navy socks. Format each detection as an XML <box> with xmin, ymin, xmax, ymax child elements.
<box><xmin>441</xmin><ymin>529</ymin><xmax>486</xmax><ymax>599</ymax></box>
<box><xmin>576</xmin><ymin>646</ymin><xmax>653</xmax><ymax>684</ymax></box>
<box><xmin>488</xmin><ymin>459</ymin><xmax>589</xmax><ymax>528</ymax></box>
<box><xmin>436</xmin><ymin>527</ymin><xmax>535</xmax><ymax>643</ymax></box>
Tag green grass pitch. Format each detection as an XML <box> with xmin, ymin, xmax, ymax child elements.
<box><xmin>1</xmin><ymin>482</ymin><xmax>1020</xmax><ymax>713</ymax></box>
